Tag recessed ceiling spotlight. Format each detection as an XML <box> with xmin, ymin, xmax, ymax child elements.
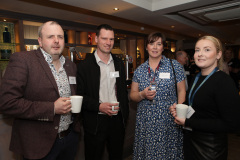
<box><xmin>113</xmin><ymin>8</ymin><xmax>119</xmax><ymax>11</ymax></box>
<box><xmin>171</xmin><ymin>25</ymin><xmax>175</xmax><ymax>29</ymax></box>
<box><xmin>3</xmin><ymin>19</ymin><xmax>6</xmax><ymax>21</ymax></box>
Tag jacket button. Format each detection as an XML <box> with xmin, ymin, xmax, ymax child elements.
<box><xmin>55</xmin><ymin>126</ymin><xmax>58</xmax><ymax>130</ymax></box>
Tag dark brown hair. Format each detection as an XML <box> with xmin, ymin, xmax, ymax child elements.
<box><xmin>96</xmin><ymin>24</ymin><xmax>114</xmax><ymax>37</ymax></box>
<box><xmin>146</xmin><ymin>32</ymin><xmax>165</xmax><ymax>47</ymax></box>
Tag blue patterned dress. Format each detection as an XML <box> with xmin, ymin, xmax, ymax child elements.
<box><xmin>133</xmin><ymin>56</ymin><xmax>185</xmax><ymax>160</ymax></box>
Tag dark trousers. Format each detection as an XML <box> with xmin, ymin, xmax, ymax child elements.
<box><xmin>23</xmin><ymin>127</ymin><xmax>79</xmax><ymax>160</ymax></box>
<box><xmin>84</xmin><ymin>113</ymin><xmax>125</xmax><ymax>160</ymax></box>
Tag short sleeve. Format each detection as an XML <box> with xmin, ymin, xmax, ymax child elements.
<box><xmin>132</xmin><ymin>66</ymin><xmax>142</xmax><ymax>84</ymax></box>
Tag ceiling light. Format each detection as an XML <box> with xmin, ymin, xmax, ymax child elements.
<box><xmin>171</xmin><ymin>25</ymin><xmax>175</xmax><ymax>29</ymax></box>
<box><xmin>113</xmin><ymin>8</ymin><xmax>119</xmax><ymax>11</ymax></box>
<box><xmin>3</xmin><ymin>19</ymin><xmax>6</xmax><ymax>21</ymax></box>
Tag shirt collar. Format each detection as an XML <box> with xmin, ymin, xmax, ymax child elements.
<box><xmin>94</xmin><ymin>50</ymin><xmax>113</xmax><ymax>65</ymax></box>
<box><xmin>40</xmin><ymin>48</ymin><xmax>65</xmax><ymax>65</ymax></box>
<box><xmin>145</xmin><ymin>55</ymin><xmax>167</xmax><ymax>68</ymax></box>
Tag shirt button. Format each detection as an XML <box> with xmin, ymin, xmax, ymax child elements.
<box><xmin>55</xmin><ymin>126</ymin><xmax>58</xmax><ymax>130</ymax></box>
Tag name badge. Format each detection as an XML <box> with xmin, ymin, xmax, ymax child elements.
<box><xmin>69</xmin><ymin>76</ymin><xmax>76</xmax><ymax>84</ymax></box>
<box><xmin>186</xmin><ymin>106</ymin><xmax>195</xmax><ymax>118</ymax></box>
<box><xmin>110</xmin><ymin>71</ymin><xmax>119</xmax><ymax>78</ymax></box>
<box><xmin>159</xmin><ymin>72</ymin><xmax>170</xmax><ymax>79</ymax></box>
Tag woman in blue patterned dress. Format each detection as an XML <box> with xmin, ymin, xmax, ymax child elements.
<box><xmin>130</xmin><ymin>32</ymin><xmax>186</xmax><ymax>160</ymax></box>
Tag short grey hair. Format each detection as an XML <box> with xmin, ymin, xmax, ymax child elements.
<box><xmin>38</xmin><ymin>21</ymin><xmax>60</xmax><ymax>38</ymax></box>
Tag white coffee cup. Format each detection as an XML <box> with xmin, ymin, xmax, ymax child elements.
<box><xmin>110</xmin><ymin>101</ymin><xmax>119</xmax><ymax>115</ymax></box>
<box><xmin>69</xmin><ymin>95</ymin><xmax>83</xmax><ymax>113</ymax></box>
<box><xmin>176</xmin><ymin>104</ymin><xmax>189</xmax><ymax>118</ymax></box>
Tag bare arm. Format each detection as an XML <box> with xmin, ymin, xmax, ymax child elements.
<box><xmin>177</xmin><ymin>80</ymin><xmax>186</xmax><ymax>104</ymax></box>
<box><xmin>130</xmin><ymin>82</ymin><xmax>142</xmax><ymax>102</ymax></box>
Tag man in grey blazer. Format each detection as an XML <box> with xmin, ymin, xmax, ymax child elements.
<box><xmin>0</xmin><ymin>21</ymin><xmax>80</xmax><ymax>160</ymax></box>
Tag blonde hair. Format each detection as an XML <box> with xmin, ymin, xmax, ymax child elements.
<box><xmin>196</xmin><ymin>35</ymin><xmax>224</xmax><ymax>70</ymax></box>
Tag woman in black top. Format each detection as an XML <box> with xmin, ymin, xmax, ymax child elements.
<box><xmin>170</xmin><ymin>35</ymin><xmax>240</xmax><ymax>160</ymax></box>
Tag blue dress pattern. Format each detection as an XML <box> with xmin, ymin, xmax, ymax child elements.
<box><xmin>133</xmin><ymin>56</ymin><xmax>185</xmax><ymax>160</ymax></box>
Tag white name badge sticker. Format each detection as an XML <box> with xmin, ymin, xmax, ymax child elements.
<box><xmin>110</xmin><ymin>71</ymin><xmax>119</xmax><ymax>78</ymax></box>
<box><xmin>185</xmin><ymin>71</ymin><xmax>190</xmax><ymax>75</ymax></box>
<box><xmin>69</xmin><ymin>76</ymin><xmax>76</xmax><ymax>84</ymax></box>
<box><xmin>186</xmin><ymin>106</ymin><xmax>195</xmax><ymax>119</ymax></box>
<box><xmin>159</xmin><ymin>72</ymin><xmax>170</xmax><ymax>79</ymax></box>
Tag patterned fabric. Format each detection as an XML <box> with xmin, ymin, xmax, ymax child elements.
<box><xmin>41</xmin><ymin>48</ymin><xmax>72</xmax><ymax>133</ymax></box>
<box><xmin>132</xmin><ymin>56</ymin><xmax>185</xmax><ymax>160</ymax></box>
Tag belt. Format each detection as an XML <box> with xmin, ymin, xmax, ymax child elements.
<box><xmin>58</xmin><ymin>127</ymin><xmax>71</xmax><ymax>139</ymax></box>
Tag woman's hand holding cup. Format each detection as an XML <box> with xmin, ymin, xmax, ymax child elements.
<box><xmin>170</xmin><ymin>103</ymin><xmax>188</xmax><ymax>126</ymax></box>
<box><xmin>142</xmin><ymin>87</ymin><xmax>156</xmax><ymax>100</ymax></box>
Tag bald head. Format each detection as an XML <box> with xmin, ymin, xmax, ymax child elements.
<box><xmin>176</xmin><ymin>51</ymin><xmax>188</xmax><ymax>65</ymax></box>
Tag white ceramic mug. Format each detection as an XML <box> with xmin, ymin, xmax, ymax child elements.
<box><xmin>69</xmin><ymin>95</ymin><xmax>83</xmax><ymax>113</ymax></box>
<box><xmin>110</xmin><ymin>101</ymin><xmax>119</xmax><ymax>115</ymax></box>
<box><xmin>176</xmin><ymin>104</ymin><xmax>189</xmax><ymax>118</ymax></box>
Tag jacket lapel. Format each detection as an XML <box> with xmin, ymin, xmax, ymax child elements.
<box><xmin>112</xmin><ymin>54</ymin><xmax>121</xmax><ymax>97</ymax></box>
<box><xmin>36</xmin><ymin>49</ymin><xmax>59</xmax><ymax>96</ymax></box>
<box><xmin>64</xmin><ymin>60</ymin><xmax>76</xmax><ymax>95</ymax></box>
